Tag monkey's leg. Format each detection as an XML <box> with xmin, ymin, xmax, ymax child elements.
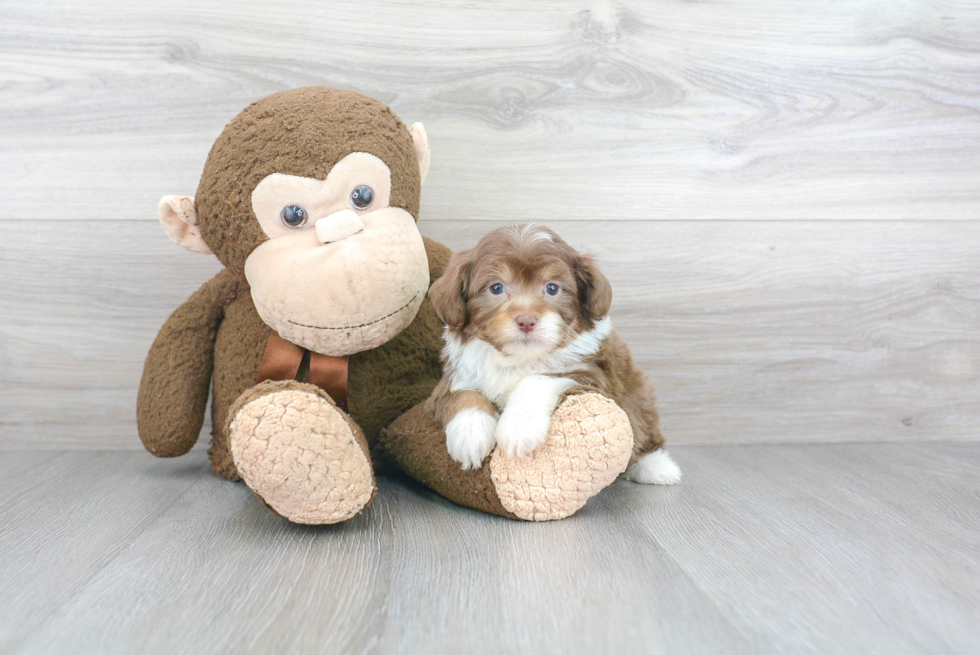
<box><xmin>382</xmin><ymin>387</ymin><xmax>633</xmax><ymax>521</ymax></box>
<box><xmin>227</xmin><ymin>380</ymin><xmax>376</xmax><ymax>524</ymax></box>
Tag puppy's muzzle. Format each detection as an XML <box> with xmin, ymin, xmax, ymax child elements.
<box><xmin>515</xmin><ymin>315</ymin><xmax>538</xmax><ymax>334</ymax></box>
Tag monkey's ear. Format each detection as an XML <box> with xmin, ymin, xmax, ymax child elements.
<box><xmin>428</xmin><ymin>248</ymin><xmax>472</xmax><ymax>328</ymax></box>
<box><xmin>574</xmin><ymin>254</ymin><xmax>612</xmax><ymax>327</ymax></box>
<box><xmin>409</xmin><ymin>122</ymin><xmax>430</xmax><ymax>185</ymax></box>
<box><xmin>158</xmin><ymin>195</ymin><xmax>212</xmax><ymax>255</ymax></box>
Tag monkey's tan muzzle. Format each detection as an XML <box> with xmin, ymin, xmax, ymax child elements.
<box><xmin>315</xmin><ymin>209</ymin><xmax>365</xmax><ymax>244</ymax></box>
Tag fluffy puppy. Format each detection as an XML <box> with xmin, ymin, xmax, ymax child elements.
<box><xmin>425</xmin><ymin>224</ymin><xmax>680</xmax><ymax>485</ymax></box>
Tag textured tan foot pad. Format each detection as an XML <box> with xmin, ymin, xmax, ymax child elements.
<box><xmin>489</xmin><ymin>392</ymin><xmax>634</xmax><ymax>521</ymax></box>
<box><xmin>229</xmin><ymin>390</ymin><xmax>375</xmax><ymax>524</ymax></box>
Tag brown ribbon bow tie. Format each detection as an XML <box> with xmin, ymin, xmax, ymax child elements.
<box><xmin>255</xmin><ymin>331</ymin><xmax>349</xmax><ymax>410</ymax></box>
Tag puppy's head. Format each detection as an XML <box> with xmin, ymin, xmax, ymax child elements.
<box><xmin>429</xmin><ymin>224</ymin><xmax>612</xmax><ymax>358</ymax></box>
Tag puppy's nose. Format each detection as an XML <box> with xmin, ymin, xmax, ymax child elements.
<box><xmin>515</xmin><ymin>315</ymin><xmax>537</xmax><ymax>334</ymax></box>
<box><xmin>315</xmin><ymin>209</ymin><xmax>364</xmax><ymax>244</ymax></box>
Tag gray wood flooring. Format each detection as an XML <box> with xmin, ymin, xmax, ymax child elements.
<box><xmin>2</xmin><ymin>444</ymin><xmax>977</xmax><ymax>654</ymax></box>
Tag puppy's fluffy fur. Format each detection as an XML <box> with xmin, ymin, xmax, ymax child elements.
<box><xmin>426</xmin><ymin>224</ymin><xmax>680</xmax><ymax>485</ymax></box>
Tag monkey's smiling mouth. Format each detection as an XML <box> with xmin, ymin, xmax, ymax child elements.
<box><xmin>287</xmin><ymin>292</ymin><xmax>421</xmax><ymax>331</ymax></box>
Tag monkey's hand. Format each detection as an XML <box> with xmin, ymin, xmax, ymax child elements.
<box><xmin>137</xmin><ymin>269</ymin><xmax>239</xmax><ymax>457</ymax></box>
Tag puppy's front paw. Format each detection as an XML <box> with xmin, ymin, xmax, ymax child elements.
<box><xmin>446</xmin><ymin>409</ymin><xmax>498</xmax><ymax>470</ymax></box>
<box><xmin>495</xmin><ymin>404</ymin><xmax>552</xmax><ymax>458</ymax></box>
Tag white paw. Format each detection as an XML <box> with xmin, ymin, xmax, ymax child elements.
<box><xmin>446</xmin><ymin>408</ymin><xmax>498</xmax><ymax>470</ymax></box>
<box><xmin>495</xmin><ymin>403</ymin><xmax>553</xmax><ymax>458</ymax></box>
<box><xmin>627</xmin><ymin>449</ymin><xmax>682</xmax><ymax>485</ymax></box>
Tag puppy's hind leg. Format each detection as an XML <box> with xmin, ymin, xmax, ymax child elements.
<box><xmin>627</xmin><ymin>449</ymin><xmax>682</xmax><ymax>485</ymax></box>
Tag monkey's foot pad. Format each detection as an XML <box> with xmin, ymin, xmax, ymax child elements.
<box><xmin>489</xmin><ymin>392</ymin><xmax>634</xmax><ymax>522</ymax></box>
<box><xmin>229</xmin><ymin>389</ymin><xmax>375</xmax><ymax>524</ymax></box>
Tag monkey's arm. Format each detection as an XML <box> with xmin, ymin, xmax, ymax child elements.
<box><xmin>137</xmin><ymin>268</ymin><xmax>240</xmax><ymax>457</ymax></box>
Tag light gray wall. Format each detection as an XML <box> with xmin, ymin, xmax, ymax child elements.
<box><xmin>1</xmin><ymin>0</ymin><xmax>977</xmax><ymax>448</ymax></box>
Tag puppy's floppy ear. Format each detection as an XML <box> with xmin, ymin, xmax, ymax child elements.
<box><xmin>574</xmin><ymin>254</ymin><xmax>612</xmax><ymax>327</ymax></box>
<box><xmin>428</xmin><ymin>248</ymin><xmax>473</xmax><ymax>328</ymax></box>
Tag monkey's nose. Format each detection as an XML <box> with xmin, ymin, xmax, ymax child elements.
<box><xmin>515</xmin><ymin>315</ymin><xmax>537</xmax><ymax>334</ymax></box>
<box><xmin>315</xmin><ymin>209</ymin><xmax>364</xmax><ymax>244</ymax></box>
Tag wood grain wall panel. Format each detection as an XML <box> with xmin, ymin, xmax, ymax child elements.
<box><xmin>1</xmin><ymin>1</ymin><xmax>978</xmax><ymax>223</ymax></box>
<box><xmin>0</xmin><ymin>221</ymin><xmax>224</xmax><ymax>447</ymax></box>
<box><xmin>1</xmin><ymin>219</ymin><xmax>976</xmax><ymax>448</ymax></box>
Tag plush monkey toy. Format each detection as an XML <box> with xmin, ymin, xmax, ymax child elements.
<box><xmin>139</xmin><ymin>86</ymin><xmax>634</xmax><ymax>523</ymax></box>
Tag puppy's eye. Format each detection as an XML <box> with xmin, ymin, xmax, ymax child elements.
<box><xmin>350</xmin><ymin>185</ymin><xmax>374</xmax><ymax>210</ymax></box>
<box><xmin>489</xmin><ymin>283</ymin><xmax>505</xmax><ymax>295</ymax></box>
<box><xmin>280</xmin><ymin>205</ymin><xmax>308</xmax><ymax>228</ymax></box>
<box><xmin>545</xmin><ymin>283</ymin><xmax>560</xmax><ymax>296</ymax></box>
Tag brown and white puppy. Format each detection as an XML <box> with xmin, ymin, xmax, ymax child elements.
<box><xmin>426</xmin><ymin>224</ymin><xmax>680</xmax><ymax>485</ymax></box>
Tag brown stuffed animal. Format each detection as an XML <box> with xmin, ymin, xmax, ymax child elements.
<box><xmin>138</xmin><ymin>86</ymin><xmax>633</xmax><ymax>523</ymax></box>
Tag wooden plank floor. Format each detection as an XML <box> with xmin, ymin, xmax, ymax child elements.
<box><xmin>2</xmin><ymin>443</ymin><xmax>977</xmax><ymax>654</ymax></box>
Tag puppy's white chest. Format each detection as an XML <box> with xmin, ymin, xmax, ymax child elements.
<box><xmin>442</xmin><ymin>319</ymin><xmax>612</xmax><ymax>409</ymax></box>
<box><xmin>448</xmin><ymin>346</ymin><xmax>536</xmax><ymax>408</ymax></box>
<box><xmin>470</xmin><ymin>367</ymin><xmax>528</xmax><ymax>408</ymax></box>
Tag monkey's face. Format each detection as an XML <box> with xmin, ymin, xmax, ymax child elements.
<box><xmin>243</xmin><ymin>152</ymin><xmax>429</xmax><ymax>356</ymax></box>
<box><xmin>160</xmin><ymin>87</ymin><xmax>433</xmax><ymax>355</ymax></box>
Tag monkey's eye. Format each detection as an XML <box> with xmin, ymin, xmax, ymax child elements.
<box><xmin>545</xmin><ymin>283</ymin><xmax>560</xmax><ymax>296</ymax></box>
<box><xmin>280</xmin><ymin>205</ymin><xmax>308</xmax><ymax>228</ymax></box>
<box><xmin>350</xmin><ymin>185</ymin><xmax>374</xmax><ymax>210</ymax></box>
<box><xmin>489</xmin><ymin>283</ymin><xmax>505</xmax><ymax>295</ymax></box>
